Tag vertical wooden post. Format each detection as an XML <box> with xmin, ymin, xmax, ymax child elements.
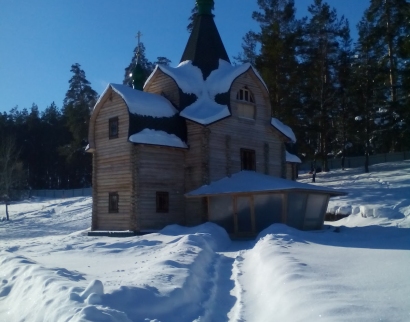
<box><xmin>282</xmin><ymin>193</ymin><xmax>288</xmax><ymax>224</ymax></box>
<box><xmin>250</xmin><ymin>195</ymin><xmax>256</xmax><ymax>234</ymax></box>
<box><xmin>207</xmin><ymin>196</ymin><xmax>210</xmax><ymax>222</ymax></box>
<box><xmin>233</xmin><ymin>196</ymin><xmax>238</xmax><ymax>235</ymax></box>
<box><xmin>91</xmin><ymin>152</ymin><xmax>98</xmax><ymax>230</ymax></box>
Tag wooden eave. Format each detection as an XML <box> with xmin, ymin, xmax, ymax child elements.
<box><xmin>185</xmin><ymin>188</ymin><xmax>347</xmax><ymax>199</ymax></box>
<box><xmin>87</xmin><ymin>86</ymin><xmax>114</xmax><ymax>152</ymax></box>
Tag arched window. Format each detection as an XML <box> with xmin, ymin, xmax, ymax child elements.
<box><xmin>236</xmin><ymin>87</ymin><xmax>255</xmax><ymax>103</ymax></box>
<box><xmin>236</xmin><ymin>87</ymin><xmax>255</xmax><ymax>119</ymax></box>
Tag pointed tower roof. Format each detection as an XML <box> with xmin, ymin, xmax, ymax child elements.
<box><xmin>180</xmin><ymin>0</ymin><xmax>230</xmax><ymax>79</ymax></box>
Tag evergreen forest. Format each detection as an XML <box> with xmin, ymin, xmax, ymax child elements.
<box><xmin>0</xmin><ymin>0</ymin><xmax>409</xmax><ymax>195</ymax></box>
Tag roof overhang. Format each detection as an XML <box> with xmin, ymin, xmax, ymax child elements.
<box><xmin>185</xmin><ymin>171</ymin><xmax>347</xmax><ymax>198</ymax></box>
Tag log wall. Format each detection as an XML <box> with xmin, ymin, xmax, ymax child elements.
<box><xmin>135</xmin><ymin>145</ymin><xmax>186</xmax><ymax>229</ymax></box>
<box><xmin>184</xmin><ymin>121</ymin><xmax>208</xmax><ymax>226</ymax></box>
<box><xmin>208</xmin><ymin>70</ymin><xmax>284</xmax><ymax>183</ymax></box>
<box><xmin>92</xmin><ymin>92</ymin><xmax>133</xmax><ymax>230</ymax></box>
<box><xmin>144</xmin><ymin>69</ymin><xmax>180</xmax><ymax>108</ymax></box>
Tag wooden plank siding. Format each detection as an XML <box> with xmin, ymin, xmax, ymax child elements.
<box><xmin>135</xmin><ymin>145</ymin><xmax>186</xmax><ymax>229</ymax></box>
<box><xmin>144</xmin><ymin>69</ymin><xmax>180</xmax><ymax>109</ymax></box>
<box><xmin>89</xmin><ymin>65</ymin><xmax>289</xmax><ymax>232</ymax></box>
<box><xmin>184</xmin><ymin>121</ymin><xmax>208</xmax><ymax>226</ymax></box>
<box><xmin>208</xmin><ymin>70</ymin><xmax>285</xmax><ymax>183</ymax></box>
<box><xmin>92</xmin><ymin>92</ymin><xmax>133</xmax><ymax>230</ymax></box>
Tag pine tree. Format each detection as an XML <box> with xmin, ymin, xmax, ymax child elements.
<box><xmin>41</xmin><ymin>103</ymin><xmax>70</xmax><ymax>189</ymax></box>
<box><xmin>0</xmin><ymin>136</ymin><xmax>24</xmax><ymax>219</ymax></box>
<box><xmin>234</xmin><ymin>31</ymin><xmax>258</xmax><ymax>65</ymax></box>
<box><xmin>300</xmin><ymin>0</ymin><xmax>350</xmax><ymax>171</ymax></box>
<box><xmin>187</xmin><ymin>5</ymin><xmax>198</xmax><ymax>33</ymax></box>
<box><xmin>236</xmin><ymin>0</ymin><xmax>305</xmax><ymax>155</ymax></box>
<box><xmin>63</xmin><ymin>63</ymin><xmax>98</xmax><ymax>149</ymax></box>
<box><xmin>364</xmin><ymin>0</ymin><xmax>410</xmax><ymax>151</ymax></box>
<box><xmin>334</xmin><ymin>23</ymin><xmax>354</xmax><ymax>169</ymax></box>
<box><xmin>61</xmin><ymin>63</ymin><xmax>98</xmax><ymax>188</ymax></box>
<box><xmin>123</xmin><ymin>43</ymin><xmax>154</xmax><ymax>87</ymax></box>
<box><xmin>351</xmin><ymin>18</ymin><xmax>382</xmax><ymax>172</ymax></box>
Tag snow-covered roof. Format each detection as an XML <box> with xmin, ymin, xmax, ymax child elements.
<box><xmin>286</xmin><ymin>151</ymin><xmax>301</xmax><ymax>163</ymax></box>
<box><xmin>186</xmin><ymin>171</ymin><xmax>346</xmax><ymax>197</ymax></box>
<box><xmin>97</xmin><ymin>84</ymin><xmax>178</xmax><ymax>118</ymax></box>
<box><xmin>129</xmin><ymin>129</ymin><xmax>188</xmax><ymax>149</ymax></box>
<box><xmin>271</xmin><ymin>118</ymin><xmax>297</xmax><ymax>143</ymax></box>
<box><xmin>145</xmin><ymin>60</ymin><xmax>268</xmax><ymax>125</ymax></box>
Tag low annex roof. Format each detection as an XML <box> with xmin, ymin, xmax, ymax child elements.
<box><xmin>129</xmin><ymin>129</ymin><xmax>188</xmax><ymax>149</ymax></box>
<box><xmin>286</xmin><ymin>151</ymin><xmax>302</xmax><ymax>163</ymax></box>
<box><xmin>186</xmin><ymin>171</ymin><xmax>347</xmax><ymax>197</ymax></box>
<box><xmin>271</xmin><ymin>118</ymin><xmax>297</xmax><ymax>143</ymax></box>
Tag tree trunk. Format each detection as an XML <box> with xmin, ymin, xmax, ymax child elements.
<box><xmin>5</xmin><ymin>203</ymin><xmax>9</xmax><ymax>221</ymax></box>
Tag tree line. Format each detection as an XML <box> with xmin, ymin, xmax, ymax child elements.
<box><xmin>236</xmin><ymin>0</ymin><xmax>410</xmax><ymax>172</ymax></box>
<box><xmin>1</xmin><ymin>0</ymin><xmax>409</xmax><ymax>200</ymax></box>
<box><xmin>0</xmin><ymin>40</ymin><xmax>171</xmax><ymax>198</ymax></box>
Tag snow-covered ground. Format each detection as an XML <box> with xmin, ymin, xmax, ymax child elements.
<box><xmin>0</xmin><ymin>161</ymin><xmax>409</xmax><ymax>322</ymax></box>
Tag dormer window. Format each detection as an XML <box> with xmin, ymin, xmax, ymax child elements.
<box><xmin>236</xmin><ymin>87</ymin><xmax>255</xmax><ymax>119</ymax></box>
<box><xmin>237</xmin><ymin>87</ymin><xmax>255</xmax><ymax>103</ymax></box>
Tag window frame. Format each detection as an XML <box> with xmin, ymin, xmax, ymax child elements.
<box><xmin>156</xmin><ymin>191</ymin><xmax>169</xmax><ymax>213</ymax></box>
<box><xmin>108</xmin><ymin>192</ymin><xmax>119</xmax><ymax>213</ymax></box>
<box><xmin>109</xmin><ymin>117</ymin><xmax>119</xmax><ymax>139</ymax></box>
<box><xmin>236</xmin><ymin>87</ymin><xmax>255</xmax><ymax>103</ymax></box>
<box><xmin>240</xmin><ymin>148</ymin><xmax>256</xmax><ymax>171</ymax></box>
<box><xmin>236</xmin><ymin>87</ymin><xmax>256</xmax><ymax>120</ymax></box>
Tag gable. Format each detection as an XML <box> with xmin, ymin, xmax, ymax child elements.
<box><xmin>88</xmin><ymin>84</ymin><xmax>187</xmax><ymax>151</ymax></box>
<box><xmin>144</xmin><ymin>68</ymin><xmax>180</xmax><ymax>109</ymax></box>
<box><xmin>88</xmin><ymin>87</ymin><xmax>130</xmax><ymax>152</ymax></box>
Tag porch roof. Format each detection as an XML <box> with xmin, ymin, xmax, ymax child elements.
<box><xmin>185</xmin><ymin>171</ymin><xmax>347</xmax><ymax>198</ymax></box>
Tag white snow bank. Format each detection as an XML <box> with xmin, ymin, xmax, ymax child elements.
<box><xmin>244</xmin><ymin>223</ymin><xmax>410</xmax><ymax>321</ymax></box>
<box><xmin>129</xmin><ymin>128</ymin><xmax>188</xmax><ymax>148</ymax></box>
<box><xmin>298</xmin><ymin>161</ymin><xmax>410</xmax><ymax>228</ymax></box>
<box><xmin>1</xmin><ymin>161</ymin><xmax>410</xmax><ymax>321</ymax></box>
<box><xmin>97</xmin><ymin>83</ymin><xmax>178</xmax><ymax>118</ymax></box>
<box><xmin>271</xmin><ymin>118</ymin><xmax>297</xmax><ymax>143</ymax></box>
<box><xmin>160</xmin><ymin>222</ymin><xmax>231</xmax><ymax>252</ymax></box>
<box><xmin>0</xmin><ymin>252</ymin><xmax>129</xmax><ymax>322</ymax></box>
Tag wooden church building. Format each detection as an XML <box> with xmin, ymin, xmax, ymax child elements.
<box><xmin>87</xmin><ymin>0</ymin><xmax>345</xmax><ymax>236</ymax></box>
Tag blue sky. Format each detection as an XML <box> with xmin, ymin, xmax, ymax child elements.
<box><xmin>0</xmin><ymin>0</ymin><xmax>370</xmax><ymax>114</ymax></box>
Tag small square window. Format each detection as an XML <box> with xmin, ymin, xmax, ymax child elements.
<box><xmin>241</xmin><ymin>149</ymin><xmax>256</xmax><ymax>171</ymax></box>
<box><xmin>109</xmin><ymin>117</ymin><xmax>119</xmax><ymax>139</ymax></box>
<box><xmin>109</xmin><ymin>192</ymin><xmax>119</xmax><ymax>213</ymax></box>
<box><xmin>156</xmin><ymin>192</ymin><xmax>169</xmax><ymax>213</ymax></box>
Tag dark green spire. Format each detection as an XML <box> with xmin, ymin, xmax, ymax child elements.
<box><xmin>197</xmin><ymin>0</ymin><xmax>214</xmax><ymax>15</ymax></box>
<box><xmin>181</xmin><ymin>0</ymin><xmax>230</xmax><ymax>79</ymax></box>
<box><xmin>131</xmin><ymin>59</ymin><xmax>145</xmax><ymax>91</ymax></box>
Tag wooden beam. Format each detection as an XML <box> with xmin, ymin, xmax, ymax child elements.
<box><xmin>282</xmin><ymin>193</ymin><xmax>288</xmax><ymax>224</ymax></box>
<box><xmin>233</xmin><ymin>196</ymin><xmax>238</xmax><ymax>235</ymax></box>
<box><xmin>250</xmin><ymin>195</ymin><xmax>256</xmax><ymax>234</ymax></box>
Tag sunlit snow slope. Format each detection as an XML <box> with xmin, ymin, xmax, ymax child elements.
<box><xmin>0</xmin><ymin>161</ymin><xmax>409</xmax><ymax>322</ymax></box>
